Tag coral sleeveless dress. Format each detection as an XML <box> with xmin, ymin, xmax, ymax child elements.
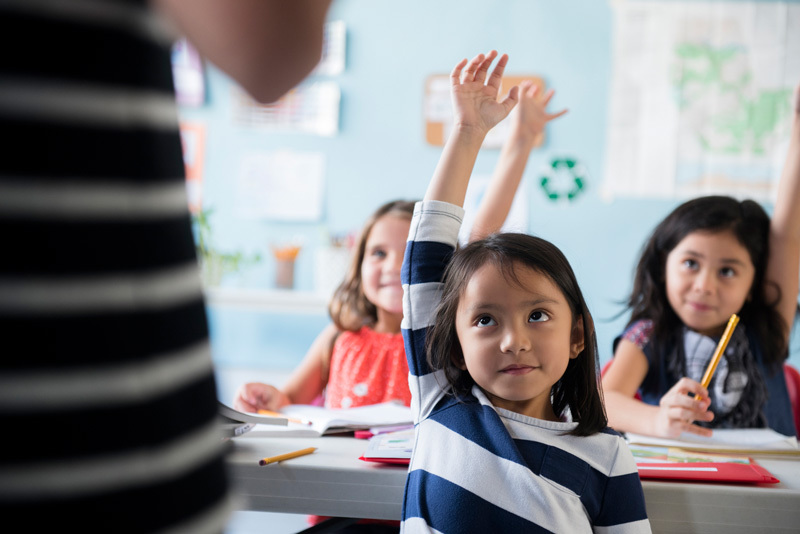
<box><xmin>324</xmin><ymin>326</ymin><xmax>411</xmax><ymax>408</ymax></box>
<box><xmin>310</xmin><ymin>327</ymin><xmax>410</xmax><ymax>530</ymax></box>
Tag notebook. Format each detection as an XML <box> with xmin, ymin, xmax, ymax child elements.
<box><xmin>359</xmin><ymin>428</ymin><xmax>414</xmax><ymax>465</ymax></box>
<box><xmin>247</xmin><ymin>402</ymin><xmax>413</xmax><ymax>438</ymax></box>
<box><xmin>630</xmin><ymin>444</ymin><xmax>780</xmax><ymax>483</ymax></box>
<box><xmin>217</xmin><ymin>401</ymin><xmax>287</xmax><ymax>439</ymax></box>
<box><xmin>625</xmin><ymin>428</ymin><xmax>800</xmax><ymax>456</ymax></box>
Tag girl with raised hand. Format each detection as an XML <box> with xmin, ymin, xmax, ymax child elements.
<box><xmin>401</xmin><ymin>50</ymin><xmax>650</xmax><ymax>533</ymax></box>
<box><xmin>235</xmin><ymin>199</ymin><xmax>416</xmax><ymax>413</ymax></box>
<box><xmin>602</xmin><ymin>84</ymin><xmax>800</xmax><ymax>439</ymax></box>
<box><xmin>234</xmin><ymin>64</ymin><xmax>568</xmax><ymax>417</ymax></box>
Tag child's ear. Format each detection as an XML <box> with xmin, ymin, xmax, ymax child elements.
<box><xmin>451</xmin><ymin>347</ymin><xmax>467</xmax><ymax>370</ymax></box>
<box><xmin>570</xmin><ymin>316</ymin><xmax>585</xmax><ymax>359</ymax></box>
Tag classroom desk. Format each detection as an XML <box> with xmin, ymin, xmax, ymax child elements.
<box><xmin>226</xmin><ymin>434</ymin><xmax>800</xmax><ymax>534</ymax></box>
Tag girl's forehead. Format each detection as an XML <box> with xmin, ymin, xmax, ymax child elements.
<box><xmin>669</xmin><ymin>229</ymin><xmax>754</xmax><ymax>265</ymax></box>
<box><xmin>672</xmin><ymin>228</ymin><xmax>747</xmax><ymax>251</ymax></box>
<box><xmin>366</xmin><ymin>213</ymin><xmax>411</xmax><ymax>240</ymax></box>
<box><xmin>464</xmin><ymin>261</ymin><xmax>563</xmax><ymax>298</ymax></box>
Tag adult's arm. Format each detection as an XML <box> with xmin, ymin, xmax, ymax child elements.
<box><xmin>153</xmin><ymin>0</ymin><xmax>332</xmax><ymax>103</ymax></box>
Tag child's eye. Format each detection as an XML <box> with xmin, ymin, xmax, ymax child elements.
<box><xmin>682</xmin><ymin>259</ymin><xmax>699</xmax><ymax>270</ymax></box>
<box><xmin>529</xmin><ymin>311</ymin><xmax>550</xmax><ymax>323</ymax></box>
<box><xmin>476</xmin><ymin>316</ymin><xmax>496</xmax><ymax>327</ymax></box>
<box><xmin>371</xmin><ymin>249</ymin><xmax>387</xmax><ymax>259</ymax></box>
<box><xmin>719</xmin><ymin>266</ymin><xmax>736</xmax><ymax>278</ymax></box>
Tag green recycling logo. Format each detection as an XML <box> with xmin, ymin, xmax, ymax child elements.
<box><xmin>539</xmin><ymin>157</ymin><xmax>586</xmax><ymax>201</ymax></box>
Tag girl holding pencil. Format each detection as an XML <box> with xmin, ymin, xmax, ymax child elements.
<box><xmin>602</xmin><ymin>83</ymin><xmax>800</xmax><ymax>439</ymax></box>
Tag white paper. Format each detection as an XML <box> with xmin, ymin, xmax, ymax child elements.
<box><xmin>233</xmin><ymin>82</ymin><xmax>340</xmax><ymax>136</ymax></box>
<box><xmin>235</xmin><ymin>150</ymin><xmax>325</xmax><ymax>221</ymax></box>
<box><xmin>312</xmin><ymin>21</ymin><xmax>346</xmax><ymax>76</ymax></box>
<box><xmin>626</xmin><ymin>428</ymin><xmax>799</xmax><ymax>451</ymax></box>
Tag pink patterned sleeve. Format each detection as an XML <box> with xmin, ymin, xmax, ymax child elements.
<box><xmin>621</xmin><ymin>319</ymin><xmax>654</xmax><ymax>351</ymax></box>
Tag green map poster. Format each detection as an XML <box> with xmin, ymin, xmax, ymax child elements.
<box><xmin>603</xmin><ymin>0</ymin><xmax>799</xmax><ymax>201</ymax></box>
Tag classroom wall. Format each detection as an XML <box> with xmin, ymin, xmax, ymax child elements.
<box><xmin>177</xmin><ymin>0</ymin><xmax>800</xmax><ymax>376</ymax></box>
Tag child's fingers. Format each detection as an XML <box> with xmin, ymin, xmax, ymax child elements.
<box><xmin>233</xmin><ymin>395</ymin><xmax>257</xmax><ymax>413</ymax></box>
<box><xmin>518</xmin><ymin>80</ymin><xmax>536</xmax><ymax>99</ymax></box>
<box><xmin>498</xmin><ymin>84</ymin><xmax>520</xmax><ymax>114</ymax></box>
<box><xmin>540</xmin><ymin>88</ymin><xmax>555</xmax><ymax>105</ymax></box>
<box><xmin>450</xmin><ymin>58</ymin><xmax>469</xmax><ymax>87</ymax></box>
<box><xmin>485</xmin><ymin>53</ymin><xmax>508</xmax><ymax>91</ymax></box>
<box><xmin>681</xmin><ymin>422</ymin><xmax>714</xmax><ymax>438</ymax></box>
<box><xmin>473</xmin><ymin>50</ymin><xmax>497</xmax><ymax>84</ymax></box>
<box><xmin>666</xmin><ymin>403</ymin><xmax>699</xmax><ymax>423</ymax></box>
<box><xmin>547</xmin><ymin>108</ymin><xmax>569</xmax><ymax>121</ymax></box>
<box><xmin>462</xmin><ymin>53</ymin><xmax>486</xmax><ymax>83</ymax></box>
<box><xmin>671</xmin><ymin>377</ymin><xmax>709</xmax><ymax>400</ymax></box>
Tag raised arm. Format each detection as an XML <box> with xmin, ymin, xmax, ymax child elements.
<box><xmin>153</xmin><ymin>0</ymin><xmax>332</xmax><ymax>103</ymax></box>
<box><xmin>425</xmin><ymin>51</ymin><xmax>519</xmax><ymax>206</ymax></box>
<box><xmin>469</xmin><ymin>82</ymin><xmax>567</xmax><ymax>241</ymax></box>
<box><xmin>766</xmin><ymin>83</ymin><xmax>800</xmax><ymax>341</ymax></box>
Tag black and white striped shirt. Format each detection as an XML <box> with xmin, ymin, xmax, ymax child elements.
<box><xmin>0</xmin><ymin>1</ymin><xmax>230</xmax><ymax>531</ymax></box>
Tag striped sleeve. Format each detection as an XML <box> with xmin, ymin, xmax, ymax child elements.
<box><xmin>586</xmin><ymin>431</ymin><xmax>651</xmax><ymax>533</ymax></box>
<box><xmin>401</xmin><ymin>200</ymin><xmax>463</xmax><ymax>422</ymax></box>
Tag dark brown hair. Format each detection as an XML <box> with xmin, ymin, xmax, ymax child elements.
<box><xmin>626</xmin><ymin>195</ymin><xmax>788</xmax><ymax>372</ymax></box>
<box><xmin>425</xmin><ymin>232</ymin><xmax>607</xmax><ymax>436</ymax></box>
<box><xmin>329</xmin><ymin>200</ymin><xmax>416</xmax><ymax>331</ymax></box>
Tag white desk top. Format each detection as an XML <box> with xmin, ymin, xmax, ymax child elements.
<box><xmin>226</xmin><ymin>434</ymin><xmax>800</xmax><ymax>533</ymax></box>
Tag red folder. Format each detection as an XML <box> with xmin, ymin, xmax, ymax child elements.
<box><xmin>636</xmin><ymin>460</ymin><xmax>779</xmax><ymax>484</ymax></box>
<box><xmin>359</xmin><ymin>455</ymin><xmax>410</xmax><ymax>465</ymax></box>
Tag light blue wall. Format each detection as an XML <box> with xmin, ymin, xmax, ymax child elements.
<box><xmin>179</xmin><ymin>0</ymin><xmax>800</xmax><ymax>371</ymax></box>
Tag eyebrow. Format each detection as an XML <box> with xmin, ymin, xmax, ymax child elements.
<box><xmin>464</xmin><ymin>298</ymin><xmax>559</xmax><ymax>313</ymax></box>
<box><xmin>681</xmin><ymin>249</ymin><xmax>749</xmax><ymax>266</ymax></box>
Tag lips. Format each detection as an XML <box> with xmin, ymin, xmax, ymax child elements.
<box><xmin>500</xmin><ymin>365</ymin><xmax>534</xmax><ymax>375</ymax></box>
<box><xmin>687</xmin><ymin>301</ymin><xmax>713</xmax><ymax>312</ymax></box>
<box><xmin>379</xmin><ymin>284</ymin><xmax>403</xmax><ymax>292</ymax></box>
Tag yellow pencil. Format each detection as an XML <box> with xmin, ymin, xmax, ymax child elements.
<box><xmin>258</xmin><ymin>446</ymin><xmax>317</xmax><ymax>466</ymax></box>
<box><xmin>694</xmin><ymin>314</ymin><xmax>740</xmax><ymax>401</ymax></box>
<box><xmin>257</xmin><ymin>409</ymin><xmax>312</xmax><ymax>426</ymax></box>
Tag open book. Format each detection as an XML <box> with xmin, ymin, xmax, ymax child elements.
<box><xmin>217</xmin><ymin>401</ymin><xmax>287</xmax><ymax>439</ymax></box>
<box><xmin>247</xmin><ymin>402</ymin><xmax>413</xmax><ymax>438</ymax></box>
<box><xmin>625</xmin><ymin>428</ymin><xmax>800</xmax><ymax>456</ymax></box>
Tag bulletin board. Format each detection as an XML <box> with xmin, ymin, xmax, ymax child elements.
<box><xmin>423</xmin><ymin>74</ymin><xmax>545</xmax><ymax>148</ymax></box>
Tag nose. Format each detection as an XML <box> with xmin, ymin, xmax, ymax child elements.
<box><xmin>385</xmin><ymin>250</ymin><xmax>403</xmax><ymax>274</ymax></box>
<box><xmin>500</xmin><ymin>322</ymin><xmax>531</xmax><ymax>354</ymax></box>
<box><xmin>692</xmin><ymin>268</ymin><xmax>715</xmax><ymax>294</ymax></box>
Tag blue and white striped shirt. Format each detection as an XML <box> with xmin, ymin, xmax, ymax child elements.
<box><xmin>400</xmin><ymin>200</ymin><xmax>650</xmax><ymax>533</ymax></box>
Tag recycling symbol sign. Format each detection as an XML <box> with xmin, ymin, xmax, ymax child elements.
<box><xmin>539</xmin><ymin>157</ymin><xmax>586</xmax><ymax>201</ymax></box>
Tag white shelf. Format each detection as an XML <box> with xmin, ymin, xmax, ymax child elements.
<box><xmin>204</xmin><ymin>287</ymin><xmax>329</xmax><ymax>314</ymax></box>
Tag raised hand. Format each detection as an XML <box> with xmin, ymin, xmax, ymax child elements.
<box><xmin>450</xmin><ymin>50</ymin><xmax>519</xmax><ymax>136</ymax></box>
<box><xmin>233</xmin><ymin>382</ymin><xmax>290</xmax><ymax>413</ymax></box>
<box><xmin>509</xmin><ymin>81</ymin><xmax>568</xmax><ymax>147</ymax></box>
<box><xmin>654</xmin><ymin>377</ymin><xmax>714</xmax><ymax>438</ymax></box>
